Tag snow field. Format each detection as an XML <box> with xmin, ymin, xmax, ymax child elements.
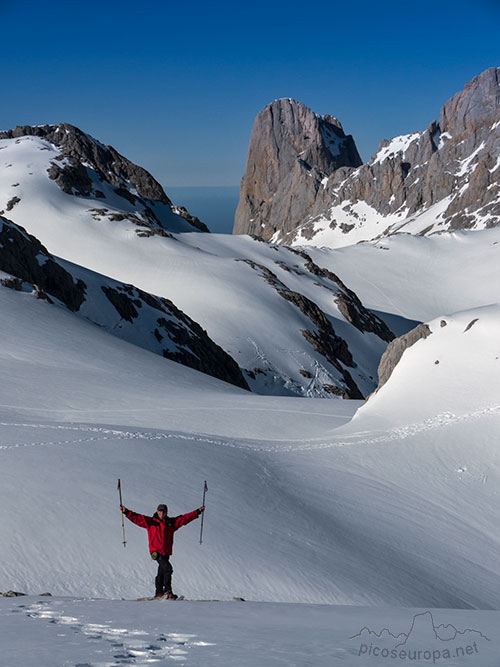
<box><xmin>3</xmin><ymin>285</ymin><xmax>500</xmax><ymax>609</ymax></box>
<box><xmin>2</xmin><ymin>596</ymin><xmax>500</xmax><ymax>666</ymax></box>
<box><xmin>306</xmin><ymin>227</ymin><xmax>500</xmax><ymax>322</ymax></box>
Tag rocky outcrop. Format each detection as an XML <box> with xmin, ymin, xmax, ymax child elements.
<box><xmin>0</xmin><ymin>124</ymin><xmax>209</xmax><ymax>233</ymax></box>
<box><xmin>99</xmin><ymin>283</ymin><xmax>249</xmax><ymax>389</ymax></box>
<box><xmin>0</xmin><ymin>216</ymin><xmax>87</xmax><ymax>311</ymax></box>
<box><xmin>0</xmin><ymin>216</ymin><xmax>248</xmax><ymax>390</ymax></box>
<box><xmin>287</xmin><ymin>248</ymin><xmax>394</xmax><ymax>343</ymax></box>
<box><xmin>235</xmin><ymin>258</ymin><xmax>365</xmax><ymax>398</ymax></box>
<box><xmin>233</xmin><ymin>98</ymin><xmax>361</xmax><ymax>240</ymax></box>
<box><xmin>376</xmin><ymin>323</ymin><xmax>432</xmax><ymax>390</ymax></box>
<box><xmin>234</xmin><ymin>68</ymin><xmax>500</xmax><ymax>245</ymax></box>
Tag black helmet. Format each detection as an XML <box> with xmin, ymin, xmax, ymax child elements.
<box><xmin>157</xmin><ymin>503</ymin><xmax>168</xmax><ymax>513</ymax></box>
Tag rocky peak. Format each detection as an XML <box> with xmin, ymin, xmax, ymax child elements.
<box><xmin>263</xmin><ymin>98</ymin><xmax>359</xmax><ymax>175</ymax></box>
<box><xmin>439</xmin><ymin>67</ymin><xmax>500</xmax><ymax>136</ymax></box>
<box><xmin>234</xmin><ymin>68</ymin><xmax>500</xmax><ymax>247</ymax></box>
<box><xmin>233</xmin><ymin>98</ymin><xmax>361</xmax><ymax>240</ymax></box>
<box><xmin>0</xmin><ymin>123</ymin><xmax>167</xmax><ymax>202</ymax></box>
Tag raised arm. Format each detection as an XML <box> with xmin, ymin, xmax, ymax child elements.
<box><xmin>121</xmin><ymin>506</ymin><xmax>153</xmax><ymax>529</ymax></box>
<box><xmin>173</xmin><ymin>507</ymin><xmax>205</xmax><ymax>530</ymax></box>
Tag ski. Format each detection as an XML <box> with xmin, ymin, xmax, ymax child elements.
<box><xmin>135</xmin><ymin>594</ymin><xmax>185</xmax><ymax>601</ymax></box>
<box><xmin>135</xmin><ymin>596</ymin><xmax>245</xmax><ymax>602</ymax></box>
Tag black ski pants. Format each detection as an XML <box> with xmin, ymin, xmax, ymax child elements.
<box><xmin>155</xmin><ymin>554</ymin><xmax>173</xmax><ymax>595</ymax></box>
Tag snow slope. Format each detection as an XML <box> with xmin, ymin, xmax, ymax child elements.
<box><xmin>0</xmin><ymin>285</ymin><xmax>360</xmax><ymax>602</ymax></box>
<box><xmin>2</xmin><ymin>267</ymin><xmax>500</xmax><ymax>610</ymax></box>
<box><xmin>357</xmin><ymin>305</ymin><xmax>500</xmax><ymax>427</ymax></box>
<box><xmin>3</xmin><ymin>596</ymin><xmax>500</xmax><ymax>666</ymax></box>
<box><xmin>305</xmin><ymin>227</ymin><xmax>500</xmax><ymax>322</ymax></box>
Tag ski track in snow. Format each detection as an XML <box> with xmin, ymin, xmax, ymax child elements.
<box><xmin>0</xmin><ymin>402</ymin><xmax>499</xmax><ymax>454</ymax></box>
<box><xmin>21</xmin><ymin>599</ymin><xmax>213</xmax><ymax>666</ymax></box>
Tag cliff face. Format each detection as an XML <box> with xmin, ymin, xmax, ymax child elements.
<box><xmin>234</xmin><ymin>68</ymin><xmax>500</xmax><ymax>247</ymax></box>
<box><xmin>233</xmin><ymin>98</ymin><xmax>361</xmax><ymax>240</ymax></box>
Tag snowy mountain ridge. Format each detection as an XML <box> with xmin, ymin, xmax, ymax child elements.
<box><xmin>0</xmin><ymin>128</ymin><xmax>397</xmax><ymax>398</ymax></box>
<box><xmin>0</xmin><ymin>125</ymin><xmax>209</xmax><ymax>236</ymax></box>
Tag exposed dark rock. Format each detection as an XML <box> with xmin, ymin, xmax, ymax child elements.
<box><xmin>88</xmin><ymin>206</ymin><xmax>173</xmax><ymax>238</ymax></box>
<box><xmin>286</xmin><ymin>247</ymin><xmax>394</xmax><ymax>342</ymax></box>
<box><xmin>33</xmin><ymin>285</ymin><xmax>54</xmax><ymax>304</ymax></box>
<box><xmin>135</xmin><ymin>227</ymin><xmax>172</xmax><ymax>238</ymax></box>
<box><xmin>114</xmin><ymin>187</ymin><xmax>137</xmax><ymax>205</ymax></box>
<box><xmin>101</xmin><ymin>286</ymin><xmax>141</xmax><ymax>322</ymax></box>
<box><xmin>172</xmin><ymin>205</ymin><xmax>210</xmax><ymax>233</ymax></box>
<box><xmin>88</xmin><ymin>207</ymin><xmax>109</xmax><ymax>217</ymax></box>
<box><xmin>376</xmin><ymin>323</ymin><xmax>432</xmax><ymax>390</ymax></box>
<box><xmin>322</xmin><ymin>384</ymin><xmax>350</xmax><ymax>398</ymax></box>
<box><xmin>274</xmin><ymin>259</ymin><xmax>305</xmax><ymax>275</ymax></box>
<box><xmin>235</xmin><ymin>258</ymin><xmax>363</xmax><ymax>398</ymax></box>
<box><xmin>334</xmin><ymin>293</ymin><xmax>394</xmax><ymax>342</ymax></box>
<box><xmin>0</xmin><ymin>276</ymin><xmax>22</xmax><ymax>290</ymax></box>
<box><xmin>47</xmin><ymin>160</ymin><xmax>93</xmax><ymax>196</ymax></box>
<box><xmin>0</xmin><ymin>216</ymin><xmax>86</xmax><ymax>311</ymax></box>
<box><xmin>464</xmin><ymin>318</ymin><xmax>479</xmax><ymax>332</ymax></box>
<box><xmin>6</xmin><ymin>196</ymin><xmax>20</xmax><ymax>211</ymax></box>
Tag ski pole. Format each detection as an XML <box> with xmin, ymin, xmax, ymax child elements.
<box><xmin>117</xmin><ymin>478</ymin><xmax>127</xmax><ymax>547</ymax></box>
<box><xmin>199</xmin><ymin>480</ymin><xmax>208</xmax><ymax>545</ymax></box>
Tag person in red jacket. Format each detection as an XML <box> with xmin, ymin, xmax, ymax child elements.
<box><xmin>120</xmin><ymin>502</ymin><xmax>205</xmax><ymax>599</ymax></box>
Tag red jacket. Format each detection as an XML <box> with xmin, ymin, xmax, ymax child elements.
<box><xmin>124</xmin><ymin>508</ymin><xmax>200</xmax><ymax>555</ymax></box>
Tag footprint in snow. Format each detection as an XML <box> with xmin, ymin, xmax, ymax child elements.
<box><xmin>24</xmin><ymin>601</ymin><xmax>212</xmax><ymax>665</ymax></box>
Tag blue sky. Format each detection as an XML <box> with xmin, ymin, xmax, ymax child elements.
<box><xmin>2</xmin><ymin>0</ymin><xmax>499</xmax><ymax>187</ymax></box>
